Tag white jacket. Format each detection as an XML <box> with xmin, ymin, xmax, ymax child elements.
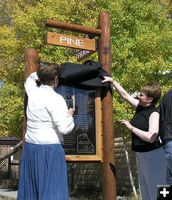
<box><xmin>25</xmin><ymin>72</ymin><xmax>75</xmax><ymax>144</ymax></box>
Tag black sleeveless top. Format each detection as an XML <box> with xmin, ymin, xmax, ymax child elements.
<box><xmin>130</xmin><ymin>105</ymin><xmax>161</xmax><ymax>152</ymax></box>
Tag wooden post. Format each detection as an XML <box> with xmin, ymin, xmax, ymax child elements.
<box><xmin>98</xmin><ymin>12</ymin><xmax>116</xmax><ymax>200</ymax></box>
<box><xmin>23</xmin><ymin>48</ymin><xmax>39</xmax><ymax>142</ymax></box>
<box><xmin>25</xmin><ymin>48</ymin><xmax>39</xmax><ymax>79</ymax></box>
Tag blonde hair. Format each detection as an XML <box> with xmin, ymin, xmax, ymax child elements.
<box><xmin>141</xmin><ymin>83</ymin><xmax>161</xmax><ymax>105</ymax></box>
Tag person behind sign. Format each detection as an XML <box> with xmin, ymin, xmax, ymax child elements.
<box><xmin>17</xmin><ymin>62</ymin><xmax>75</xmax><ymax>200</ymax></box>
<box><xmin>159</xmin><ymin>87</ymin><xmax>172</xmax><ymax>185</ymax></box>
<box><xmin>102</xmin><ymin>76</ymin><xmax>166</xmax><ymax>200</ymax></box>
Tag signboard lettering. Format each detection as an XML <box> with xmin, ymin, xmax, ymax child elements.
<box><xmin>60</xmin><ymin>36</ymin><xmax>84</xmax><ymax>47</ymax></box>
<box><xmin>47</xmin><ymin>32</ymin><xmax>96</xmax><ymax>51</ymax></box>
<box><xmin>77</xmin><ymin>50</ymin><xmax>95</xmax><ymax>61</ymax></box>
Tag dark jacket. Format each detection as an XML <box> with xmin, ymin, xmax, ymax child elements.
<box><xmin>159</xmin><ymin>88</ymin><xmax>172</xmax><ymax>141</ymax></box>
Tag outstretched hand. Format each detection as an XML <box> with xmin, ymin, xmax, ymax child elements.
<box><xmin>101</xmin><ymin>76</ymin><xmax>113</xmax><ymax>84</ymax></box>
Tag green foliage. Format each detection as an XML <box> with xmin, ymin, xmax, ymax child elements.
<box><xmin>0</xmin><ymin>0</ymin><xmax>172</xmax><ymax>137</ymax></box>
<box><xmin>108</xmin><ymin>0</ymin><xmax>172</xmax><ymax>121</ymax></box>
<box><xmin>0</xmin><ymin>83</ymin><xmax>24</xmax><ymax>138</ymax></box>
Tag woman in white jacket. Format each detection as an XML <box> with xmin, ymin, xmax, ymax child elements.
<box><xmin>17</xmin><ymin>62</ymin><xmax>75</xmax><ymax>200</ymax></box>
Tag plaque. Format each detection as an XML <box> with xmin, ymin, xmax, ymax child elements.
<box><xmin>55</xmin><ymin>84</ymin><xmax>102</xmax><ymax>161</ymax></box>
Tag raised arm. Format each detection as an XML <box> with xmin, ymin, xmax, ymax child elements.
<box><xmin>102</xmin><ymin>76</ymin><xmax>139</xmax><ymax>108</ymax></box>
<box><xmin>24</xmin><ymin>72</ymin><xmax>38</xmax><ymax>95</ymax></box>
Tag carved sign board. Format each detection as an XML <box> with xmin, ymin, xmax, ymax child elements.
<box><xmin>77</xmin><ymin>49</ymin><xmax>95</xmax><ymax>61</ymax></box>
<box><xmin>47</xmin><ymin>32</ymin><xmax>96</xmax><ymax>51</ymax></box>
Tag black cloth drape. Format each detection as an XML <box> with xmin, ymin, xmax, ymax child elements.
<box><xmin>59</xmin><ymin>60</ymin><xmax>110</xmax><ymax>88</ymax></box>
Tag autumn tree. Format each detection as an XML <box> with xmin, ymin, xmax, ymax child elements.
<box><xmin>0</xmin><ymin>0</ymin><xmax>172</xmax><ymax>138</ymax></box>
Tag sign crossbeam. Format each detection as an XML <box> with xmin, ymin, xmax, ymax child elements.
<box><xmin>46</xmin><ymin>19</ymin><xmax>102</xmax><ymax>36</ymax></box>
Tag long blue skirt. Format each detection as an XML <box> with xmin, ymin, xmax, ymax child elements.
<box><xmin>17</xmin><ymin>143</ymin><xmax>69</xmax><ymax>200</ymax></box>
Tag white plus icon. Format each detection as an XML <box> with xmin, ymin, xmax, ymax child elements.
<box><xmin>160</xmin><ymin>187</ymin><xmax>169</xmax><ymax>197</ymax></box>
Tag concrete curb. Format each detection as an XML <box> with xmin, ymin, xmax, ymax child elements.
<box><xmin>0</xmin><ymin>195</ymin><xmax>16</xmax><ymax>200</ymax></box>
<box><xmin>0</xmin><ymin>189</ymin><xmax>17</xmax><ymax>200</ymax></box>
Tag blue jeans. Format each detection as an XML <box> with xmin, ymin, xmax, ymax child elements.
<box><xmin>164</xmin><ymin>140</ymin><xmax>172</xmax><ymax>185</ymax></box>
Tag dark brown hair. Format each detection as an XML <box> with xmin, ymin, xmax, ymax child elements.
<box><xmin>36</xmin><ymin>62</ymin><xmax>59</xmax><ymax>86</ymax></box>
<box><xmin>141</xmin><ymin>83</ymin><xmax>161</xmax><ymax>105</ymax></box>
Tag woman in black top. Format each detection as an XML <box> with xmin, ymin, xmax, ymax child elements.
<box><xmin>102</xmin><ymin>76</ymin><xmax>166</xmax><ymax>200</ymax></box>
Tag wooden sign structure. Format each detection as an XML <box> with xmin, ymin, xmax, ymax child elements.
<box><xmin>25</xmin><ymin>11</ymin><xmax>116</xmax><ymax>200</ymax></box>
